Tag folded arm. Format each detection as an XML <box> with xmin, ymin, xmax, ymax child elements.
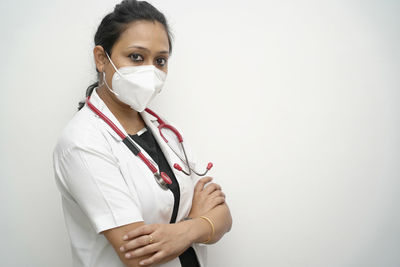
<box><xmin>185</xmin><ymin>202</ymin><xmax>232</xmax><ymax>245</ymax></box>
<box><xmin>119</xmin><ymin>177</ymin><xmax>232</xmax><ymax>266</ymax></box>
<box><xmin>102</xmin><ymin>222</ymin><xmax>150</xmax><ymax>267</ymax></box>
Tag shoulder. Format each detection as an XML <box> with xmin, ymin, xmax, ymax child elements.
<box><xmin>53</xmin><ymin>106</ymin><xmax>111</xmax><ymax>159</ymax></box>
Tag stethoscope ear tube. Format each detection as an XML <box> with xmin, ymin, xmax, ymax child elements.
<box><xmin>170</xmin><ymin>142</ymin><xmax>214</xmax><ymax>176</ymax></box>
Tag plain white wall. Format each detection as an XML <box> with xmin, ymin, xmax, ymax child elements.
<box><xmin>1</xmin><ymin>0</ymin><xmax>399</xmax><ymax>266</ymax></box>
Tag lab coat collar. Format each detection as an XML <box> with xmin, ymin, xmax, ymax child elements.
<box><xmin>140</xmin><ymin>108</ymin><xmax>158</xmax><ymax>123</ymax></box>
<box><xmin>87</xmin><ymin>88</ymin><xmax>127</xmax><ymax>141</ymax></box>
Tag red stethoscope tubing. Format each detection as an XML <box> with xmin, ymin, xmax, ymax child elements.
<box><xmin>85</xmin><ymin>95</ymin><xmax>213</xmax><ymax>183</ymax></box>
<box><xmin>85</xmin><ymin>96</ymin><xmax>165</xmax><ymax>180</ymax></box>
<box><xmin>145</xmin><ymin>108</ymin><xmax>213</xmax><ymax>176</ymax></box>
<box><xmin>145</xmin><ymin>108</ymin><xmax>183</xmax><ymax>143</ymax></box>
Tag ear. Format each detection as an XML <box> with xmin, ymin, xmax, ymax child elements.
<box><xmin>93</xmin><ymin>45</ymin><xmax>108</xmax><ymax>73</ymax></box>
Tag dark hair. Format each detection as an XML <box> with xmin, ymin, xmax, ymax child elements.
<box><xmin>78</xmin><ymin>0</ymin><xmax>173</xmax><ymax>110</ymax></box>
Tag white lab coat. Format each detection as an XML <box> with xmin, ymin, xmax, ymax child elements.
<box><xmin>53</xmin><ymin>88</ymin><xmax>207</xmax><ymax>267</ymax></box>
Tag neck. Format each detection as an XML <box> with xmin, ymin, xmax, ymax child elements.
<box><xmin>97</xmin><ymin>85</ymin><xmax>145</xmax><ymax>135</ymax></box>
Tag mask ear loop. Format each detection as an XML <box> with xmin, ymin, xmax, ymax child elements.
<box><xmin>105</xmin><ymin>51</ymin><xmax>124</xmax><ymax>77</ymax></box>
<box><xmin>101</xmin><ymin>70</ymin><xmax>121</xmax><ymax>97</ymax></box>
<box><xmin>101</xmin><ymin>51</ymin><xmax>122</xmax><ymax>96</ymax></box>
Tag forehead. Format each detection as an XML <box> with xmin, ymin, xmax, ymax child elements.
<box><xmin>113</xmin><ymin>20</ymin><xmax>169</xmax><ymax>52</ymax></box>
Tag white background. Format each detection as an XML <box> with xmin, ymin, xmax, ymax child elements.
<box><xmin>1</xmin><ymin>0</ymin><xmax>399</xmax><ymax>266</ymax></box>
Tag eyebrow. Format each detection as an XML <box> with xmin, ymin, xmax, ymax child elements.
<box><xmin>127</xmin><ymin>45</ymin><xmax>169</xmax><ymax>54</ymax></box>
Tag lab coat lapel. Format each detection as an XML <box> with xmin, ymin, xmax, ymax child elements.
<box><xmin>89</xmin><ymin>90</ymin><xmax>162</xmax><ymax>171</ymax></box>
<box><xmin>88</xmin><ymin>89</ymin><xmax>126</xmax><ymax>141</ymax></box>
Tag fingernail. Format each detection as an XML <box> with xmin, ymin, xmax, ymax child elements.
<box><xmin>125</xmin><ymin>253</ymin><xmax>131</xmax><ymax>258</ymax></box>
<box><xmin>139</xmin><ymin>261</ymin><xmax>145</xmax><ymax>265</ymax></box>
<box><xmin>123</xmin><ymin>235</ymin><xmax>128</xmax><ymax>240</ymax></box>
<box><xmin>120</xmin><ymin>246</ymin><xmax>124</xmax><ymax>252</ymax></box>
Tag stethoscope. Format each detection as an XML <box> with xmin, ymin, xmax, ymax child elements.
<box><xmin>85</xmin><ymin>96</ymin><xmax>213</xmax><ymax>190</ymax></box>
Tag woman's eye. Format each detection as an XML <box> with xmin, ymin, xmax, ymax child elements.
<box><xmin>129</xmin><ymin>54</ymin><xmax>143</xmax><ymax>62</ymax></box>
<box><xmin>156</xmin><ymin>58</ymin><xmax>167</xmax><ymax>67</ymax></box>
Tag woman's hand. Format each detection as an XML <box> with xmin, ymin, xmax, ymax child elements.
<box><xmin>119</xmin><ymin>223</ymin><xmax>193</xmax><ymax>266</ymax></box>
<box><xmin>188</xmin><ymin>177</ymin><xmax>226</xmax><ymax>218</ymax></box>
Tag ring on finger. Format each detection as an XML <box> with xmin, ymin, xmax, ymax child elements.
<box><xmin>148</xmin><ymin>234</ymin><xmax>154</xmax><ymax>244</ymax></box>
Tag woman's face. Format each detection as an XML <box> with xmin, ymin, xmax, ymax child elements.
<box><xmin>94</xmin><ymin>20</ymin><xmax>170</xmax><ymax>105</ymax></box>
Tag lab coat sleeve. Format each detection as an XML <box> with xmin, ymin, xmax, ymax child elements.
<box><xmin>55</xmin><ymin>145</ymin><xmax>143</xmax><ymax>234</ymax></box>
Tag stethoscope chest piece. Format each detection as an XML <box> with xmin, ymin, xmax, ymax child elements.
<box><xmin>154</xmin><ymin>172</ymin><xmax>172</xmax><ymax>190</ymax></box>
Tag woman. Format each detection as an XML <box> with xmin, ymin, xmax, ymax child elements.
<box><xmin>53</xmin><ymin>1</ymin><xmax>232</xmax><ymax>267</ymax></box>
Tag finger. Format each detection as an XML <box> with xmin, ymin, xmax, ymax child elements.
<box><xmin>209</xmin><ymin>189</ymin><xmax>225</xmax><ymax>199</ymax></box>
<box><xmin>211</xmin><ymin>196</ymin><xmax>226</xmax><ymax>207</ymax></box>
<box><xmin>121</xmin><ymin>234</ymin><xmax>153</xmax><ymax>253</ymax></box>
<box><xmin>123</xmin><ymin>224</ymin><xmax>158</xmax><ymax>241</ymax></box>
<box><xmin>126</xmin><ymin>243</ymin><xmax>159</xmax><ymax>259</ymax></box>
<box><xmin>194</xmin><ymin>177</ymin><xmax>213</xmax><ymax>193</ymax></box>
<box><xmin>203</xmin><ymin>183</ymin><xmax>221</xmax><ymax>195</ymax></box>
<box><xmin>139</xmin><ymin>250</ymin><xmax>166</xmax><ymax>266</ymax></box>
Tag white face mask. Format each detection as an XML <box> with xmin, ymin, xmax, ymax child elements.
<box><xmin>103</xmin><ymin>52</ymin><xmax>167</xmax><ymax>112</ymax></box>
